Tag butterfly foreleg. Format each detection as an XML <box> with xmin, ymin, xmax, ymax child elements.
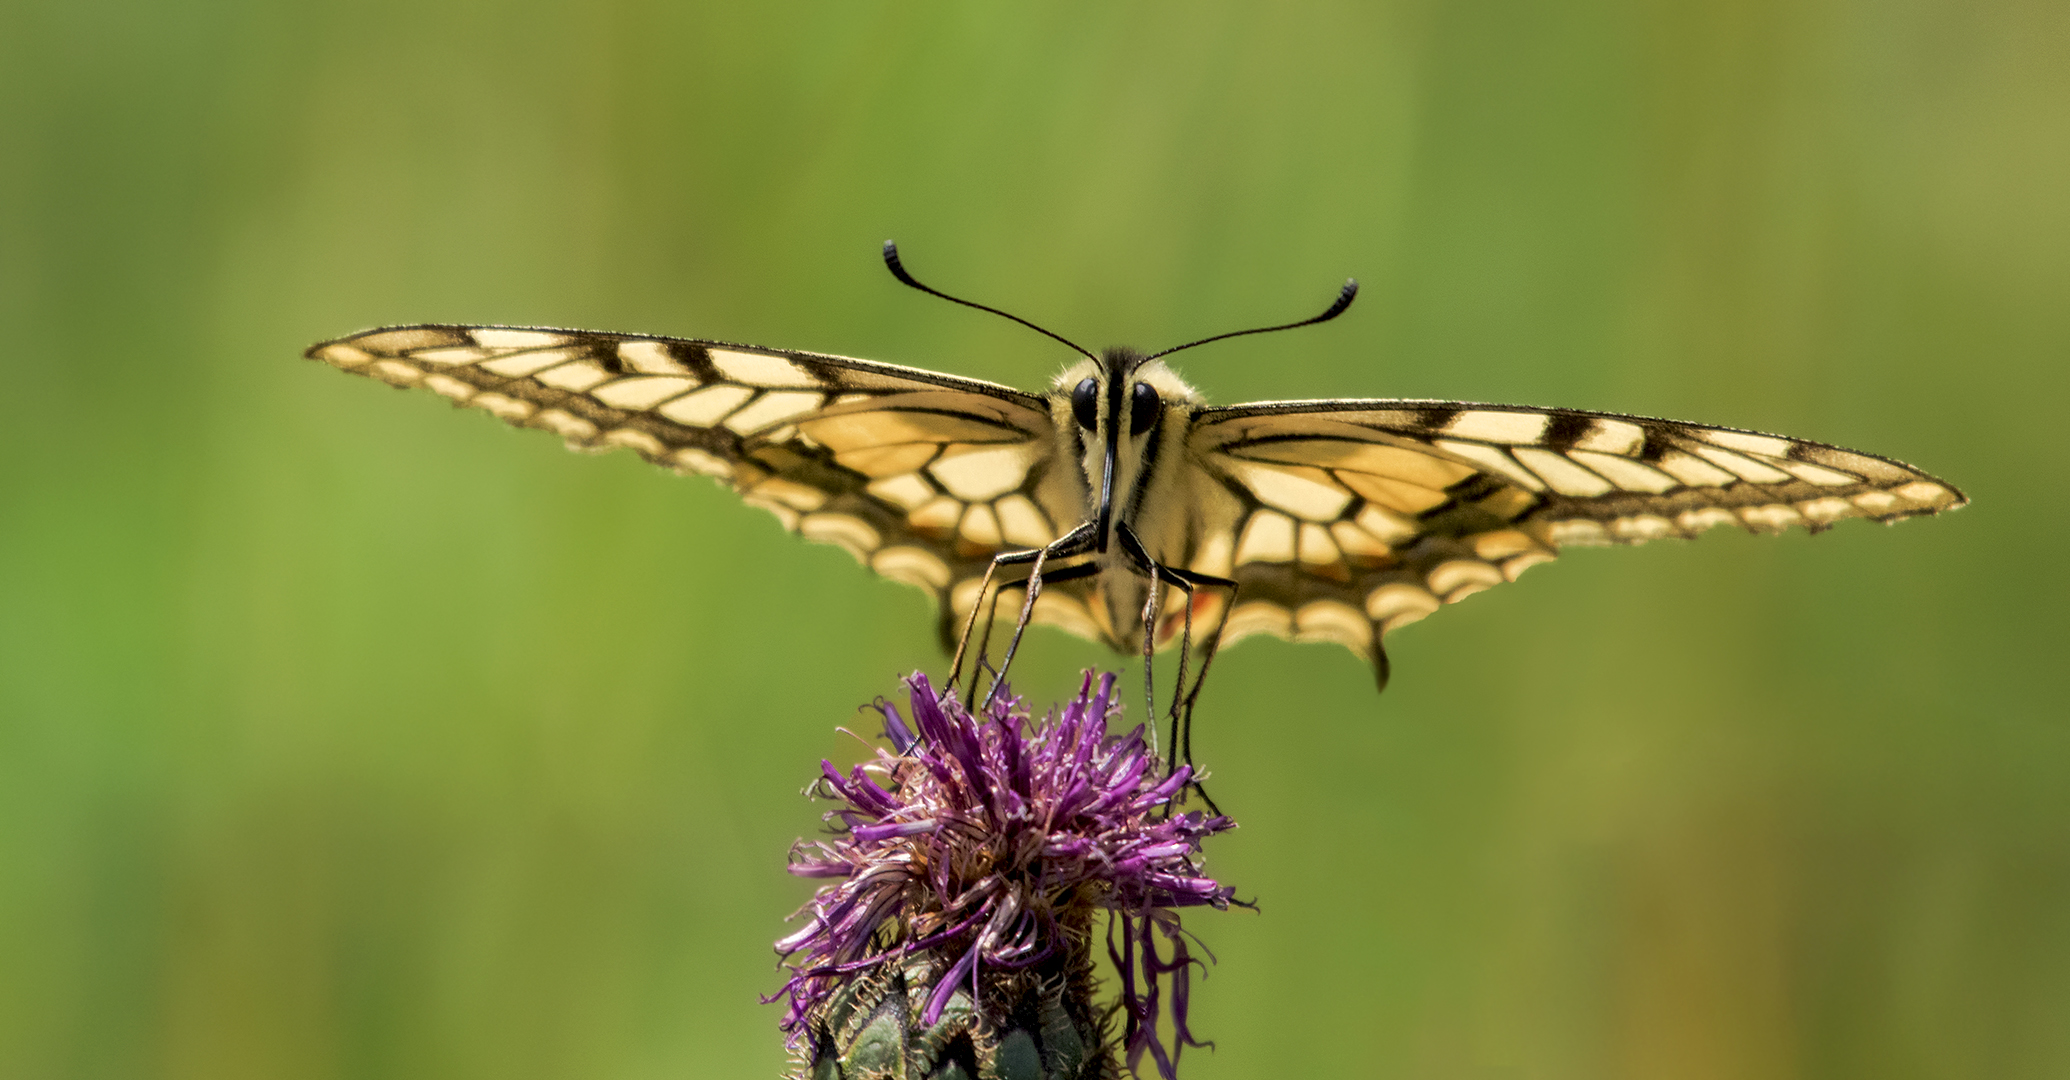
<box><xmin>974</xmin><ymin>523</ymin><xmax>1101</xmax><ymax>708</ymax></box>
<box><xmin>961</xmin><ymin>580</ymin><xmax>1012</xmax><ymax>709</ymax></box>
<box><xmin>1135</xmin><ymin>572</ymin><xmax>1198</xmax><ymax>774</ymax></box>
<box><xmin>945</xmin><ymin>558</ymin><xmax>1005</xmax><ymax>702</ymax></box>
<box><xmin>1115</xmin><ymin>522</ymin><xmax>1234</xmax><ymax>811</ymax></box>
<box><xmin>983</xmin><ymin>544</ymin><xmax>1049</xmax><ymax>710</ymax></box>
<box><xmin>1138</xmin><ymin>583</ymin><xmax>1164</xmax><ymax>755</ymax></box>
<box><xmin>945</xmin><ymin>521</ymin><xmax>1101</xmax><ymax>705</ymax></box>
<box><xmin>1162</xmin><ymin>565</ymin><xmax>1235</xmax><ymax>810</ymax></box>
<box><xmin>1115</xmin><ymin>523</ymin><xmax>1174</xmax><ymax>730</ymax></box>
<box><xmin>1161</xmin><ymin>576</ymin><xmax>1196</xmax><ymax>744</ymax></box>
<box><xmin>962</xmin><ymin>562</ymin><xmax>1058</xmax><ymax>709</ymax></box>
<box><xmin>979</xmin><ymin>558</ymin><xmax>1103</xmax><ymax>709</ymax></box>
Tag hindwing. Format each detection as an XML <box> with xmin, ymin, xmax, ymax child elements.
<box><xmin>1183</xmin><ymin>399</ymin><xmax>1966</xmax><ymax>674</ymax></box>
<box><xmin>307</xmin><ymin>325</ymin><xmax>1068</xmax><ymax>621</ymax></box>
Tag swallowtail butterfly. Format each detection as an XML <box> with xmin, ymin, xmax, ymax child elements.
<box><xmin>308</xmin><ymin>245</ymin><xmax>1966</xmax><ymax>695</ymax></box>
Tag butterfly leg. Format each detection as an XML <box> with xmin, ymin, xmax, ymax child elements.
<box><xmin>943</xmin><ymin>521</ymin><xmax>1101</xmax><ymax>705</ymax></box>
<box><xmin>944</xmin><ymin>558</ymin><xmax>1006</xmax><ymax>700</ymax></box>
<box><xmin>1138</xmin><ymin>581</ymin><xmax>1164</xmax><ymax>751</ymax></box>
<box><xmin>1136</xmin><ymin>572</ymin><xmax>1208</xmax><ymax>768</ymax></box>
<box><xmin>1114</xmin><ymin>523</ymin><xmax>1178</xmax><ymax>731</ymax></box>
<box><xmin>961</xmin><ymin>563</ymin><xmax>1063</xmax><ymax>709</ymax></box>
<box><xmin>1159</xmin><ymin>577</ymin><xmax>1197</xmax><ymax>743</ymax></box>
<box><xmin>1135</xmin><ymin>574</ymin><xmax>1195</xmax><ymax>784</ymax></box>
<box><xmin>1151</xmin><ymin>566</ymin><xmax>1235</xmax><ymax>815</ymax></box>
<box><xmin>980</xmin><ymin>558</ymin><xmax>1101</xmax><ymax>709</ymax></box>
<box><xmin>971</xmin><ymin>523</ymin><xmax>1101</xmax><ymax>708</ymax></box>
<box><xmin>983</xmin><ymin>545</ymin><xmax>1049</xmax><ymax>708</ymax></box>
<box><xmin>960</xmin><ymin>579</ymin><xmax>1013</xmax><ymax>708</ymax></box>
<box><xmin>1115</xmin><ymin>522</ymin><xmax>1235</xmax><ymax>811</ymax></box>
<box><xmin>1113</xmin><ymin>522</ymin><xmax>1236</xmax><ymax>723</ymax></box>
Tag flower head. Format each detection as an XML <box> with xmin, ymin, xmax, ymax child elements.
<box><xmin>774</xmin><ymin>671</ymin><xmax>1237</xmax><ymax>1078</ymax></box>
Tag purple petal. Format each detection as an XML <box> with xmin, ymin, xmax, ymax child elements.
<box><xmin>877</xmin><ymin>699</ymin><xmax>916</xmax><ymax>753</ymax></box>
<box><xmin>921</xmin><ymin>942</ymin><xmax>980</xmax><ymax>1025</ymax></box>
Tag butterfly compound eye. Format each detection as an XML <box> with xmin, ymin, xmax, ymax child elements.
<box><xmin>1071</xmin><ymin>378</ymin><xmax>1099</xmax><ymax>431</ymax></box>
<box><xmin>1129</xmin><ymin>382</ymin><xmax>1160</xmax><ymax>435</ymax></box>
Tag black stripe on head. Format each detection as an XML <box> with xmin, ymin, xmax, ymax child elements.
<box><xmin>1102</xmin><ymin>351</ymin><xmax>1130</xmax><ymax>442</ymax></box>
<box><xmin>1093</xmin><ymin>349</ymin><xmax>1135</xmax><ymax>546</ymax></box>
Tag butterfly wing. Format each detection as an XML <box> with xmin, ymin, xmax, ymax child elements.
<box><xmin>307</xmin><ymin>325</ymin><xmax>1077</xmax><ymax>640</ymax></box>
<box><xmin>1183</xmin><ymin>399</ymin><xmax>1966</xmax><ymax>685</ymax></box>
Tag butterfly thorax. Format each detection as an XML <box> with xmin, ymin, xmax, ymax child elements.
<box><xmin>1042</xmin><ymin>349</ymin><xmax>1206</xmax><ymax>643</ymax></box>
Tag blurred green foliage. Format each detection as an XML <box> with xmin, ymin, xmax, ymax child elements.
<box><xmin>1</xmin><ymin>1</ymin><xmax>2064</xmax><ymax>1077</ymax></box>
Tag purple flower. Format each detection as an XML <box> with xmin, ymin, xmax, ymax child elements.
<box><xmin>773</xmin><ymin>671</ymin><xmax>1238</xmax><ymax>1079</ymax></box>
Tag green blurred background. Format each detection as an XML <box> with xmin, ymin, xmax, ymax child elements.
<box><xmin>2</xmin><ymin>1</ymin><xmax>2064</xmax><ymax>1077</ymax></box>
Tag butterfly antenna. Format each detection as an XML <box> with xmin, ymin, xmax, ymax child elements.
<box><xmin>883</xmin><ymin>241</ymin><xmax>1098</xmax><ymax>362</ymax></box>
<box><xmin>1147</xmin><ymin>278</ymin><xmax>1359</xmax><ymax>360</ymax></box>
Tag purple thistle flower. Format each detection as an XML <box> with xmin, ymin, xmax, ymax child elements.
<box><xmin>773</xmin><ymin>671</ymin><xmax>1238</xmax><ymax>1079</ymax></box>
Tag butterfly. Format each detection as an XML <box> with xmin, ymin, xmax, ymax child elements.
<box><xmin>307</xmin><ymin>243</ymin><xmax>1966</xmax><ymax>704</ymax></box>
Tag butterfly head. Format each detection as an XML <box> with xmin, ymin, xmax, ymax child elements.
<box><xmin>1056</xmin><ymin>350</ymin><xmax>1201</xmax><ymax>438</ymax></box>
<box><xmin>1052</xmin><ymin>350</ymin><xmax>1202</xmax><ymax>543</ymax></box>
